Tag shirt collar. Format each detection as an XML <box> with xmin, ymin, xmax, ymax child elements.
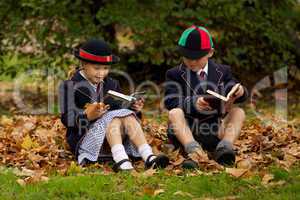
<box><xmin>79</xmin><ymin>70</ymin><xmax>99</xmax><ymax>92</ymax></box>
<box><xmin>197</xmin><ymin>62</ymin><xmax>208</xmax><ymax>76</ymax></box>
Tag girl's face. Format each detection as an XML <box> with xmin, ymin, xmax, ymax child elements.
<box><xmin>183</xmin><ymin>49</ymin><xmax>214</xmax><ymax>72</ymax></box>
<box><xmin>82</xmin><ymin>62</ymin><xmax>110</xmax><ymax>84</ymax></box>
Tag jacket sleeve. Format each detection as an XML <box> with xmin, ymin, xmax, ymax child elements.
<box><xmin>223</xmin><ymin>66</ymin><xmax>248</xmax><ymax>104</ymax></box>
<box><xmin>59</xmin><ymin>80</ymin><xmax>89</xmax><ymax>133</ymax></box>
<box><xmin>164</xmin><ymin>70</ymin><xmax>213</xmax><ymax>117</ymax></box>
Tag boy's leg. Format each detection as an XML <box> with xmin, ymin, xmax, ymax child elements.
<box><xmin>168</xmin><ymin>108</ymin><xmax>206</xmax><ymax>156</ymax></box>
<box><xmin>106</xmin><ymin>118</ymin><xmax>133</xmax><ymax>170</ymax></box>
<box><xmin>218</xmin><ymin>107</ymin><xmax>246</xmax><ymax>143</ymax></box>
<box><xmin>215</xmin><ymin>107</ymin><xmax>245</xmax><ymax>165</ymax></box>
<box><xmin>121</xmin><ymin>115</ymin><xmax>169</xmax><ymax>168</ymax></box>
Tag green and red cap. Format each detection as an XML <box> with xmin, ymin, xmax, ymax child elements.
<box><xmin>178</xmin><ymin>25</ymin><xmax>214</xmax><ymax>59</ymax></box>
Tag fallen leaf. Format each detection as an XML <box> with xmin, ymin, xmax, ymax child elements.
<box><xmin>154</xmin><ymin>189</ymin><xmax>165</xmax><ymax>196</ymax></box>
<box><xmin>173</xmin><ymin>190</ymin><xmax>194</xmax><ymax>198</ymax></box>
<box><xmin>142</xmin><ymin>168</ymin><xmax>157</xmax><ymax>177</ymax></box>
<box><xmin>21</xmin><ymin>135</ymin><xmax>39</xmax><ymax>150</ymax></box>
<box><xmin>16</xmin><ymin>179</ymin><xmax>26</xmax><ymax>186</ymax></box>
<box><xmin>261</xmin><ymin>173</ymin><xmax>274</xmax><ymax>185</ymax></box>
<box><xmin>225</xmin><ymin>168</ymin><xmax>249</xmax><ymax>178</ymax></box>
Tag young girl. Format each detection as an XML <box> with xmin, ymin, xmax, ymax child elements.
<box><xmin>60</xmin><ymin>39</ymin><xmax>169</xmax><ymax>171</ymax></box>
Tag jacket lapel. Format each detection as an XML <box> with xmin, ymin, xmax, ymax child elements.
<box><xmin>206</xmin><ymin>60</ymin><xmax>223</xmax><ymax>93</ymax></box>
<box><xmin>72</xmin><ymin>70</ymin><xmax>98</xmax><ymax>103</ymax></box>
<box><xmin>180</xmin><ymin>63</ymin><xmax>210</xmax><ymax>95</ymax></box>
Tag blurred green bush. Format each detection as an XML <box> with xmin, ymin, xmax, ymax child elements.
<box><xmin>0</xmin><ymin>0</ymin><xmax>299</xmax><ymax>79</ymax></box>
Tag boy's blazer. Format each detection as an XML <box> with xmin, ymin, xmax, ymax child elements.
<box><xmin>164</xmin><ymin>59</ymin><xmax>248</xmax><ymax>121</ymax></box>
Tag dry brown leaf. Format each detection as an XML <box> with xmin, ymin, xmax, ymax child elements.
<box><xmin>142</xmin><ymin>168</ymin><xmax>157</xmax><ymax>177</ymax></box>
<box><xmin>236</xmin><ymin>158</ymin><xmax>252</xmax><ymax>169</ymax></box>
<box><xmin>261</xmin><ymin>173</ymin><xmax>274</xmax><ymax>186</ymax></box>
<box><xmin>173</xmin><ymin>190</ymin><xmax>194</xmax><ymax>198</ymax></box>
<box><xmin>16</xmin><ymin>179</ymin><xmax>26</xmax><ymax>186</ymax></box>
<box><xmin>154</xmin><ymin>189</ymin><xmax>165</xmax><ymax>196</ymax></box>
<box><xmin>225</xmin><ymin>168</ymin><xmax>249</xmax><ymax>178</ymax></box>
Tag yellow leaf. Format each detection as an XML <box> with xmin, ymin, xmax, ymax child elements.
<box><xmin>21</xmin><ymin>135</ymin><xmax>35</xmax><ymax>150</ymax></box>
<box><xmin>21</xmin><ymin>135</ymin><xmax>40</xmax><ymax>150</ymax></box>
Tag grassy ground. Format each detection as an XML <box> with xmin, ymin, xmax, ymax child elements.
<box><xmin>0</xmin><ymin>165</ymin><xmax>300</xmax><ymax>200</ymax></box>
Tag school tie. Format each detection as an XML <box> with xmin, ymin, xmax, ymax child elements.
<box><xmin>199</xmin><ymin>71</ymin><xmax>207</xmax><ymax>92</ymax></box>
<box><xmin>96</xmin><ymin>82</ymin><xmax>103</xmax><ymax>102</ymax></box>
<box><xmin>199</xmin><ymin>71</ymin><xmax>206</xmax><ymax>81</ymax></box>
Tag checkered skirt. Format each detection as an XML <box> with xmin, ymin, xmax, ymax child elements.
<box><xmin>77</xmin><ymin>109</ymin><xmax>140</xmax><ymax>164</ymax></box>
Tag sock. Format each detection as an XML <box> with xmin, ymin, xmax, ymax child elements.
<box><xmin>138</xmin><ymin>143</ymin><xmax>156</xmax><ymax>162</ymax></box>
<box><xmin>216</xmin><ymin>139</ymin><xmax>233</xmax><ymax>150</ymax></box>
<box><xmin>111</xmin><ymin>144</ymin><xmax>133</xmax><ymax>170</ymax></box>
<box><xmin>184</xmin><ymin>141</ymin><xmax>201</xmax><ymax>154</ymax></box>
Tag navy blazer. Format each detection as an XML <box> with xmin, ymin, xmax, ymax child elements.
<box><xmin>164</xmin><ymin>59</ymin><xmax>248</xmax><ymax>122</ymax></box>
<box><xmin>59</xmin><ymin>70</ymin><xmax>141</xmax><ymax>157</ymax></box>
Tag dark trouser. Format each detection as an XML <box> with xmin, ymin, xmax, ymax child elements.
<box><xmin>167</xmin><ymin>116</ymin><xmax>221</xmax><ymax>152</ymax></box>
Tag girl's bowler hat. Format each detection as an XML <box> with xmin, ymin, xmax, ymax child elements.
<box><xmin>74</xmin><ymin>39</ymin><xmax>120</xmax><ymax>65</ymax></box>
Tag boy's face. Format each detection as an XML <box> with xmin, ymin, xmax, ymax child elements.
<box><xmin>183</xmin><ymin>49</ymin><xmax>214</xmax><ymax>72</ymax></box>
<box><xmin>82</xmin><ymin>62</ymin><xmax>110</xmax><ymax>84</ymax></box>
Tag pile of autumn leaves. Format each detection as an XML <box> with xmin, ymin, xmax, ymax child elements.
<box><xmin>0</xmin><ymin>114</ymin><xmax>299</xmax><ymax>185</ymax></box>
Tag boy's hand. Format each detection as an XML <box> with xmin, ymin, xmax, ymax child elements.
<box><xmin>196</xmin><ymin>97</ymin><xmax>212</xmax><ymax>111</ymax></box>
<box><xmin>232</xmin><ymin>85</ymin><xmax>244</xmax><ymax>99</ymax></box>
<box><xmin>84</xmin><ymin>102</ymin><xmax>109</xmax><ymax>121</ymax></box>
<box><xmin>131</xmin><ymin>98</ymin><xmax>145</xmax><ymax>112</ymax></box>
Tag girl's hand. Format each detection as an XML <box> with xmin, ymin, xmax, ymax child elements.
<box><xmin>131</xmin><ymin>98</ymin><xmax>145</xmax><ymax>112</ymax></box>
<box><xmin>84</xmin><ymin>102</ymin><xmax>109</xmax><ymax>121</ymax></box>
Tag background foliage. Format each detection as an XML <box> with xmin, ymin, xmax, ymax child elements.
<box><xmin>0</xmin><ymin>0</ymin><xmax>300</xmax><ymax>83</ymax></box>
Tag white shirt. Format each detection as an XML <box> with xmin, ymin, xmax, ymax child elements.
<box><xmin>197</xmin><ymin>62</ymin><xmax>208</xmax><ymax>78</ymax></box>
<box><xmin>79</xmin><ymin>70</ymin><xmax>100</xmax><ymax>92</ymax></box>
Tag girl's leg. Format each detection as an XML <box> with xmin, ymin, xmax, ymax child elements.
<box><xmin>121</xmin><ymin>115</ymin><xmax>155</xmax><ymax>162</ymax></box>
<box><xmin>122</xmin><ymin>115</ymin><xmax>169</xmax><ymax>169</ymax></box>
<box><xmin>106</xmin><ymin>118</ymin><xmax>133</xmax><ymax>170</ymax></box>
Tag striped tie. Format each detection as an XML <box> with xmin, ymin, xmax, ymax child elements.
<box><xmin>199</xmin><ymin>71</ymin><xmax>206</xmax><ymax>81</ymax></box>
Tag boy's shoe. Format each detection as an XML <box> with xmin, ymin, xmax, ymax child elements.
<box><xmin>145</xmin><ymin>154</ymin><xmax>169</xmax><ymax>169</ymax></box>
<box><xmin>182</xmin><ymin>159</ymin><xmax>199</xmax><ymax>169</ymax></box>
<box><xmin>214</xmin><ymin>140</ymin><xmax>236</xmax><ymax>166</ymax></box>
<box><xmin>182</xmin><ymin>148</ymin><xmax>223</xmax><ymax>170</ymax></box>
<box><xmin>112</xmin><ymin>159</ymin><xmax>134</xmax><ymax>172</ymax></box>
<box><xmin>182</xmin><ymin>147</ymin><xmax>209</xmax><ymax>169</ymax></box>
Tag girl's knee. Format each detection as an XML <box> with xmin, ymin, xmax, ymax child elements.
<box><xmin>110</xmin><ymin>117</ymin><xmax>122</xmax><ymax>126</ymax></box>
<box><xmin>168</xmin><ymin>108</ymin><xmax>184</xmax><ymax>122</ymax></box>
<box><xmin>122</xmin><ymin>115</ymin><xmax>136</xmax><ymax>123</ymax></box>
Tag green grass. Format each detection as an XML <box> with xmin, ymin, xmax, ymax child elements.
<box><xmin>0</xmin><ymin>166</ymin><xmax>300</xmax><ymax>200</ymax></box>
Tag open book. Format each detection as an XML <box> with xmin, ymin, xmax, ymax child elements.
<box><xmin>206</xmin><ymin>83</ymin><xmax>241</xmax><ymax>102</ymax></box>
<box><xmin>106</xmin><ymin>90</ymin><xmax>145</xmax><ymax>103</ymax></box>
<box><xmin>204</xmin><ymin>83</ymin><xmax>241</xmax><ymax>108</ymax></box>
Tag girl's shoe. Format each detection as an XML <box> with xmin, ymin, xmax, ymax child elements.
<box><xmin>145</xmin><ymin>154</ymin><xmax>169</xmax><ymax>169</ymax></box>
<box><xmin>112</xmin><ymin>159</ymin><xmax>134</xmax><ymax>172</ymax></box>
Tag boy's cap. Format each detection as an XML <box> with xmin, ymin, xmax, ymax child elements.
<box><xmin>177</xmin><ymin>25</ymin><xmax>214</xmax><ymax>60</ymax></box>
<box><xmin>74</xmin><ymin>39</ymin><xmax>120</xmax><ymax>65</ymax></box>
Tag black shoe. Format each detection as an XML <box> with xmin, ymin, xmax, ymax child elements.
<box><xmin>112</xmin><ymin>159</ymin><xmax>134</xmax><ymax>172</ymax></box>
<box><xmin>214</xmin><ymin>141</ymin><xmax>236</xmax><ymax>166</ymax></box>
<box><xmin>181</xmin><ymin>159</ymin><xmax>199</xmax><ymax>169</ymax></box>
<box><xmin>145</xmin><ymin>154</ymin><xmax>169</xmax><ymax>169</ymax></box>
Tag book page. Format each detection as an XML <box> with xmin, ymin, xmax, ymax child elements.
<box><xmin>226</xmin><ymin>83</ymin><xmax>241</xmax><ymax>99</ymax></box>
<box><xmin>206</xmin><ymin>90</ymin><xmax>228</xmax><ymax>101</ymax></box>
<box><xmin>107</xmin><ymin>90</ymin><xmax>136</xmax><ymax>102</ymax></box>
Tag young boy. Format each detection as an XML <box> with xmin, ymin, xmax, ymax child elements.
<box><xmin>164</xmin><ymin>26</ymin><xmax>248</xmax><ymax>168</ymax></box>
